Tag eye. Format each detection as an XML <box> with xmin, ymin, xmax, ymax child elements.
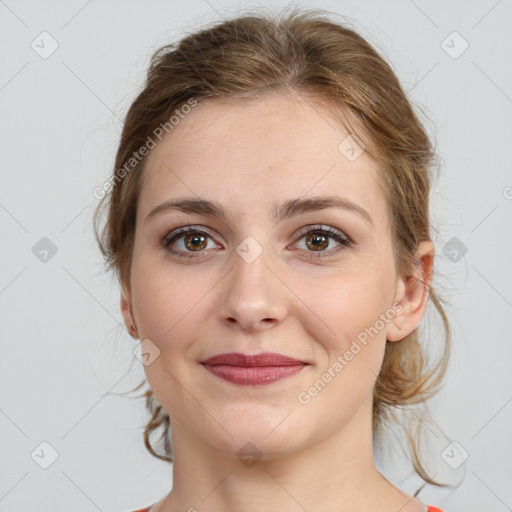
<box><xmin>292</xmin><ymin>224</ymin><xmax>352</xmax><ymax>257</ymax></box>
<box><xmin>161</xmin><ymin>223</ymin><xmax>352</xmax><ymax>259</ymax></box>
<box><xmin>162</xmin><ymin>224</ymin><xmax>220</xmax><ymax>258</ymax></box>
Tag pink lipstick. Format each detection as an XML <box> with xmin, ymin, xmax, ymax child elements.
<box><xmin>200</xmin><ymin>352</ymin><xmax>307</xmax><ymax>386</ymax></box>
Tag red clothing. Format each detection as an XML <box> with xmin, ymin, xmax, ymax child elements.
<box><xmin>133</xmin><ymin>506</ymin><xmax>445</xmax><ymax>512</ymax></box>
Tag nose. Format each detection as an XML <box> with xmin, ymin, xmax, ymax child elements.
<box><xmin>217</xmin><ymin>246</ymin><xmax>290</xmax><ymax>332</ymax></box>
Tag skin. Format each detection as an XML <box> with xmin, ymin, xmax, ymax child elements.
<box><xmin>121</xmin><ymin>91</ymin><xmax>434</xmax><ymax>512</ymax></box>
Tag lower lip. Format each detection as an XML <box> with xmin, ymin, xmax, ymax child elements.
<box><xmin>202</xmin><ymin>364</ymin><xmax>306</xmax><ymax>385</ymax></box>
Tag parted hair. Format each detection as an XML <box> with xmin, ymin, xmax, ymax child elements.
<box><xmin>93</xmin><ymin>7</ymin><xmax>451</xmax><ymax>493</ymax></box>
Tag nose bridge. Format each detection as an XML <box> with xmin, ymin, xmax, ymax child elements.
<box><xmin>217</xmin><ymin>236</ymin><xmax>289</xmax><ymax>331</ymax></box>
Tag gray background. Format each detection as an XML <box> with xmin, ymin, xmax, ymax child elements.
<box><xmin>1</xmin><ymin>0</ymin><xmax>511</xmax><ymax>510</ymax></box>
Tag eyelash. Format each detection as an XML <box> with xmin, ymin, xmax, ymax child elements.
<box><xmin>161</xmin><ymin>224</ymin><xmax>352</xmax><ymax>260</ymax></box>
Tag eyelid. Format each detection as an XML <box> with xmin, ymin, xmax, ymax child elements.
<box><xmin>292</xmin><ymin>224</ymin><xmax>352</xmax><ymax>244</ymax></box>
<box><xmin>161</xmin><ymin>224</ymin><xmax>220</xmax><ymax>253</ymax></box>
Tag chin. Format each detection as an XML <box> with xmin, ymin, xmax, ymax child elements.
<box><xmin>203</xmin><ymin>413</ymin><xmax>310</xmax><ymax>460</ymax></box>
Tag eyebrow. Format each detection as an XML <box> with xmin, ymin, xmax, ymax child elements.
<box><xmin>145</xmin><ymin>195</ymin><xmax>373</xmax><ymax>226</ymax></box>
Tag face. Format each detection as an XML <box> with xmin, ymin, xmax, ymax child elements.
<box><xmin>121</xmin><ymin>92</ymin><xmax>421</xmax><ymax>460</ymax></box>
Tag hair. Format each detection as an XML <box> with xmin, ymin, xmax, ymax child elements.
<box><xmin>93</xmin><ymin>6</ymin><xmax>452</xmax><ymax>494</ymax></box>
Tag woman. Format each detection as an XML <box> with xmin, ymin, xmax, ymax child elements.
<box><xmin>94</xmin><ymin>8</ymin><xmax>451</xmax><ymax>512</ymax></box>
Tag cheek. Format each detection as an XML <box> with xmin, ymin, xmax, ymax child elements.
<box><xmin>291</xmin><ymin>268</ymin><xmax>391</xmax><ymax>406</ymax></box>
<box><xmin>300</xmin><ymin>281</ymin><xmax>388</xmax><ymax>408</ymax></box>
<box><xmin>131</xmin><ymin>256</ymin><xmax>217</xmax><ymax>352</ymax></box>
<box><xmin>293</xmin><ymin>267</ymin><xmax>390</xmax><ymax>345</ymax></box>
<box><xmin>130</xmin><ymin>263</ymin><xmax>210</xmax><ymax>414</ymax></box>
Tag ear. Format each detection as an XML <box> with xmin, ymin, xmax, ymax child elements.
<box><xmin>120</xmin><ymin>284</ymin><xmax>138</xmax><ymax>338</ymax></box>
<box><xmin>386</xmin><ymin>240</ymin><xmax>435</xmax><ymax>342</ymax></box>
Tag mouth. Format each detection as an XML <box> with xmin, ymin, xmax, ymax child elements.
<box><xmin>200</xmin><ymin>352</ymin><xmax>308</xmax><ymax>386</ymax></box>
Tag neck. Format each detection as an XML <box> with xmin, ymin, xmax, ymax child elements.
<box><xmin>153</xmin><ymin>398</ymin><xmax>425</xmax><ymax>512</ymax></box>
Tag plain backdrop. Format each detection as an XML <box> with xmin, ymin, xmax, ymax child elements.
<box><xmin>1</xmin><ymin>0</ymin><xmax>511</xmax><ymax>510</ymax></box>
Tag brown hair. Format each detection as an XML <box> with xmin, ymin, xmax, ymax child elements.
<box><xmin>93</xmin><ymin>6</ymin><xmax>451</xmax><ymax>493</ymax></box>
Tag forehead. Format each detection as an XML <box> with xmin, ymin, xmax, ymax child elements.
<box><xmin>138</xmin><ymin>93</ymin><xmax>387</xmax><ymax>226</ymax></box>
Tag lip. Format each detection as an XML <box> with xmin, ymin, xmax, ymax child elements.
<box><xmin>200</xmin><ymin>352</ymin><xmax>308</xmax><ymax>386</ymax></box>
<box><xmin>200</xmin><ymin>352</ymin><xmax>305</xmax><ymax>366</ymax></box>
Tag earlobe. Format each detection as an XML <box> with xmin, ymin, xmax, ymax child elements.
<box><xmin>386</xmin><ymin>240</ymin><xmax>435</xmax><ymax>342</ymax></box>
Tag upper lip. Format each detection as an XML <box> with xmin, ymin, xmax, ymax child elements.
<box><xmin>200</xmin><ymin>352</ymin><xmax>307</xmax><ymax>367</ymax></box>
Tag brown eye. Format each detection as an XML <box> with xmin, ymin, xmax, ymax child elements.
<box><xmin>183</xmin><ymin>233</ymin><xmax>208</xmax><ymax>251</ymax></box>
<box><xmin>162</xmin><ymin>225</ymin><xmax>218</xmax><ymax>257</ymax></box>
<box><xmin>294</xmin><ymin>225</ymin><xmax>352</xmax><ymax>257</ymax></box>
<box><xmin>305</xmin><ymin>232</ymin><xmax>329</xmax><ymax>251</ymax></box>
